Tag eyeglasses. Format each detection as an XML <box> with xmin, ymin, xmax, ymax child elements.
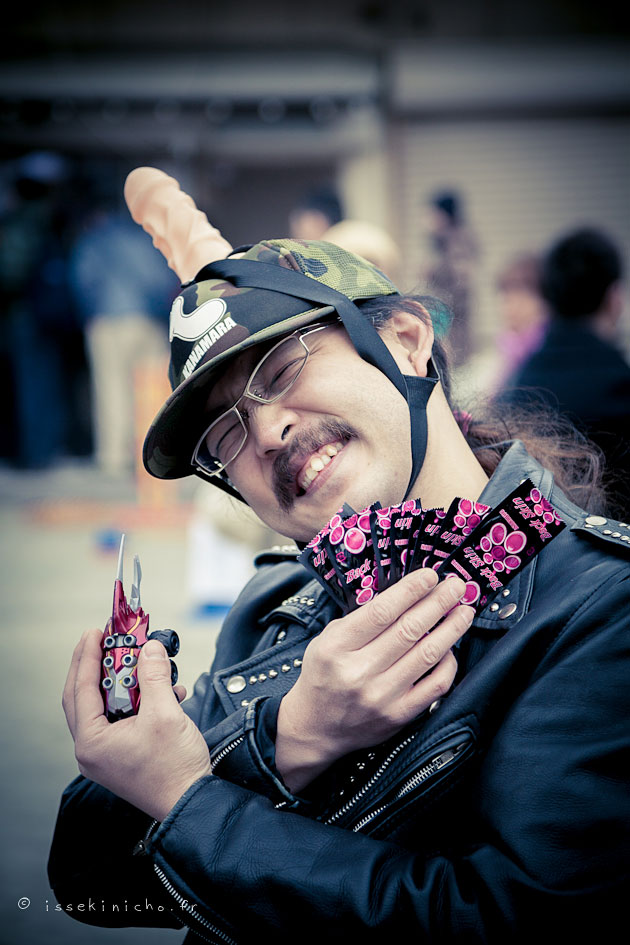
<box><xmin>192</xmin><ymin>323</ymin><xmax>333</xmax><ymax>478</ymax></box>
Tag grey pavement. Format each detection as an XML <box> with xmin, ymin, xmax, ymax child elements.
<box><xmin>0</xmin><ymin>459</ymin><xmax>231</xmax><ymax>945</ymax></box>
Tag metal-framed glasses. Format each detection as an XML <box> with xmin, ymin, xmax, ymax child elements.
<box><xmin>192</xmin><ymin>322</ymin><xmax>333</xmax><ymax>477</ymax></box>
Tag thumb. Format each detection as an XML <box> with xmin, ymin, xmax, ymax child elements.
<box><xmin>137</xmin><ymin>640</ymin><xmax>177</xmax><ymax>710</ymax></box>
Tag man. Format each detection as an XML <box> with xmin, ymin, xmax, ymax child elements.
<box><xmin>498</xmin><ymin>227</ymin><xmax>630</xmax><ymax>515</ymax></box>
<box><xmin>49</xmin><ymin>236</ymin><xmax>630</xmax><ymax>943</ymax></box>
<box><xmin>70</xmin><ymin>201</ymin><xmax>178</xmax><ymax>475</ymax></box>
<box><xmin>419</xmin><ymin>188</ymin><xmax>479</xmax><ymax>366</ymax></box>
<box><xmin>288</xmin><ymin>184</ymin><xmax>343</xmax><ymax>241</ymax></box>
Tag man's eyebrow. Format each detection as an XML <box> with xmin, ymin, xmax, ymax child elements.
<box><xmin>206</xmin><ymin>359</ymin><xmax>251</xmax><ymax>416</ymax></box>
<box><xmin>205</xmin><ymin>390</ymin><xmax>233</xmax><ymax>420</ymax></box>
<box><xmin>205</xmin><ymin>337</ymin><xmax>277</xmax><ymax>417</ymax></box>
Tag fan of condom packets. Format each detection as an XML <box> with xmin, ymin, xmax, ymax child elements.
<box><xmin>298</xmin><ymin>480</ymin><xmax>566</xmax><ymax>615</ymax></box>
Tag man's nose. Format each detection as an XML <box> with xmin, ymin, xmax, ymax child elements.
<box><xmin>247</xmin><ymin>399</ymin><xmax>298</xmax><ymax>456</ymax></box>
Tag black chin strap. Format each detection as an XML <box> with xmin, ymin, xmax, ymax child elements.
<box><xmin>196</xmin><ymin>258</ymin><xmax>439</xmax><ymax>503</ymax></box>
<box><xmin>404</xmin><ymin>367</ymin><xmax>439</xmax><ymax>499</ymax></box>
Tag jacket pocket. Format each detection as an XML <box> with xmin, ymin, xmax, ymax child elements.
<box><xmin>322</xmin><ymin>723</ymin><xmax>476</xmax><ymax>837</ymax></box>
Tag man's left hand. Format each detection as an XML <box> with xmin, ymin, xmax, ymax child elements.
<box><xmin>62</xmin><ymin>628</ymin><xmax>212</xmax><ymax>821</ymax></box>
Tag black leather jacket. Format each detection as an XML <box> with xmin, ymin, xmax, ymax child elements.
<box><xmin>48</xmin><ymin>442</ymin><xmax>630</xmax><ymax>943</ymax></box>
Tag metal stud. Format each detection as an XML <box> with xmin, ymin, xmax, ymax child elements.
<box><xmin>249</xmin><ymin>675</ymin><xmax>258</xmax><ymax>685</ymax></box>
<box><xmin>489</xmin><ymin>602</ymin><xmax>500</xmax><ymax>612</ymax></box>
<box><xmin>226</xmin><ymin>675</ymin><xmax>247</xmax><ymax>694</ymax></box>
<box><xmin>269</xmin><ymin>669</ymin><xmax>278</xmax><ymax>678</ymax></box>
<box><xmin>276</xmin><ymin>630</ymin><xmax>287</xmax><ymax>642</ymax></box>
<box><xmin>429</xmin><ymin>699</ymin><xmax>442</xmax><ymax>714</ymax></box>
<box><xmin>585</xmin><ymin>515</ymin><xmax>607</xmax><ymax>526</ymax></box>
<box><xmin>281</xmin><ymin>663</ymin><xmax>291</xmax><ymax>673</ymax></box>
<box><xmin>603</xmin><ymin>529</ymin><xmax>613</xmax><ymax>535</ymax></box>
<box><xmin>258</xmin><ymin>673</ymin><xmax>267</xmax><ymax>682</ymax></box>
<box><xmin>502</xmin><ymin>589</ymin><xmax>511</xmax><ymax>597</ymax></box>
<box><xmin>499</xmin><ymin>603</ymin><xmax>518</xmax><ymax>619</ymax></box>
<box><xmin>612</xmin><ymin>532</ymin><xmax>622</xmax><ymax>538</ymax></box>
<box><xmin>622</xmin><ymin>536</ymin><xmax>630</xmax><ymax>543</ymax></box>
<box><xmin>293</xmin><ymin>658</ymin><xmax>302</xmax><ymax>667</ymax></box>
<box><xmin>241</xmin><ymin>699</ymin><xmax>249</xmax><ymax>707</ymax></box>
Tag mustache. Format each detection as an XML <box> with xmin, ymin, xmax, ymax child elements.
<box><xmin>272</xmin><ymin>419</ymin><xmax>356</xmax><ymax>512</ymax></box>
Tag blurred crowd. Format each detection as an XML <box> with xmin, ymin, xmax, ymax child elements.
<box><xmin>0</xmin><ymin>151</ymin><xmax>179</xmax><ymax>477</ymax></box>
<box><xmin>2</xmin><ymin>151</ymin><xmax>629</xmax><ymax>598</ymax></box>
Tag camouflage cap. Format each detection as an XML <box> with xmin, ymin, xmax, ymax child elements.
<box><xmin>143</xmin><ymin>238</ymin><xmax>400</xmax><ymax>481</ymax></box>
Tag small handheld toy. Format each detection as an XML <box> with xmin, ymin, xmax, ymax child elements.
<box><xmin>101</xmin><ymin>534</ymin><xmax>180</xmax><ymax>722</ymax></box>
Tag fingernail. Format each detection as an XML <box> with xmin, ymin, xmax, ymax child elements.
<box><xmin>447</xmin><ymin>578</ymin><xmax>467</xmax><ymax>600</ymax></box>
<box><xmin>418</xmin><ymin>568</ymin><xmax>439</xmax><ymax>588</ymax></box>
<box><xmin>143</xmin><ymin>640</ymin><xmax>167</xmax><ymax>660</ymax></box>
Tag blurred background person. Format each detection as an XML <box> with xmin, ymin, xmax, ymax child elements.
<box><xmin>69</xmin><ymin>191</ymin><xmax>179</xmax><ymax>477</ymax></box>
<box><xmin>488</xmin><ymin>251</ymin><xmax>549</xmax><ymax>394</ymax></box>
<box><xmin>419</xmin><ymin>188</ymin><xmax>480</xmax><ymax>367</ymax></box>
<box><xmin>288</xmin><ymin>183</ymin><xmax>344</xmax><ymax>240</ymax></box>
<box><xmin>498</xmin><ymin>227</ymin><xmax>630</xmax><ymax>516</ymax></box>
<box><xmin>322</xmin><ymin>217</ymin><xmax>402</xmax><ymax>284</ymax></box>
<box><xmin>0</xmin><ymin>151</ymin><xmax>89</xmax><ymax>469</ymax></box>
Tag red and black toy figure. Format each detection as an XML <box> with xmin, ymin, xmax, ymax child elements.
<box><xmin>101</xmin><ymin>534</ymin><xmax>179</xmax><ymax>722</ymax></box>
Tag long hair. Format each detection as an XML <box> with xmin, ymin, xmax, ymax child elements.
<box><xmin>358</xmin><ymin>294</ymin><xmax>610</xmax><ymax>515</ymax></box>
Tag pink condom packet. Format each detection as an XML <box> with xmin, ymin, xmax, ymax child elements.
<box><xmin>389</xmin><ymin>501</ymin><xmax>425</xmax><ymax>583</ymax></box>
<box><xmin>410</xmin><ymin>497</ymin><xmax>491</xmax><ymax>573</ymax></box>
<box><xmin>326</xmin><ymin>505</ymin><xmax>380</xmax><ymax>610</ymax></box>
<box><xmin>297</xmin><ymin>506</ymin><xmax>353</xmax><ymax>608</ymax></box>
<box><xmin>406</xmin><ymin>506</ymin><xmax>446</xmax><ymax>572</ymax></box>
<box><xmin>439</xmin><ymin>480</ymin><xmax>565</xmax><ymax>610</ymax></box>
<box><xmin>401</xmin><ymin>504</ymin><xmax>430</xmax><ymax>575</ymax></box>
<box><xmin>370</xmin><ymin>506</ymin><xmax>394</xmax><ymax>592</ymax></box>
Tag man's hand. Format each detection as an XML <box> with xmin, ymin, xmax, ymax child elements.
<box><xmin>63</xmin><ymin>629</ymin><xmax>212</xmax><ymax>821</ymax></box>
<box><xmin>276</xmin><ymin>569</ymin><xmax>473</xmax><ymax>793</ymax></box>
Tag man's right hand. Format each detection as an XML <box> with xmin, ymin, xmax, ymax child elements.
<box><xmin>275</xmin><ymin>569</ymin><xmax>473</xmax><ymax>793</ymax></box>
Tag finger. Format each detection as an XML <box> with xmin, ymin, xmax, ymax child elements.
<box><xmin>63</xmin><ymin>631</ymin><xmax>91</xmax><ymax>739</ymax></box>
<box><xmin>367</xmin><ymin>577</ymin><xmax>468</xmax><ymax>670</ymax></box>
<box><xmin>136</xmin><ymin>640</ymin><xmax>180</xmax><ymax>715</ymax></box>
<box><xmin>387</xmin><ymin>604</ymin><xmax>474</xmax><ymax>692</ymax></box>
<box><xmin>173</xmin><ymin>684</ymin><xmax>188</xmax><ymax>704</ymax></box>
<box><xmin>342</xmin><ymin>569</ymin><xmax>440</xmax><ymax>649</ymax></box>
<box><xmin>399</xmin><ymin>649</ymin><xmax>459</xmax><ymax>719</ymax></box>
<box><xmin>74</xmin><ymin>628</ymin><xmax>109</xmax><ymax>739</ymax></box>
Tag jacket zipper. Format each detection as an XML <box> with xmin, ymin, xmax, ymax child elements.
<box><xmin>134</xmin><ymin>820</ymin><xmax>239</xmax><ymax>944</ymax></box>
<box><xmin>210</xmin><ymin>734</ymin><xmax>245</xmax><ymax>770</ymax></box>
<box><xmin>325</xmin><ymin>735</ymin><xmax>469</xmax><ymax>831</ymax></box>
<box><xmin>349</xmin><ymin>745</ymin><xmax>464</xmax><ymax>832</ymax></box>
<box><xmin>153</xmin><ymin>863</ymin><xmax>238</xmax><ymax>945</ymax></box>
<box><xmin>325</xmin><ymin>732</ymin><xmax>418</xmax><ymax>826</ymax></box>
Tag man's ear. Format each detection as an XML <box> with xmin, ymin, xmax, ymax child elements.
<box><xmin>379</xmin><ymin>308</ymin><xmax>434</xmax><ymax>378</ymax></box>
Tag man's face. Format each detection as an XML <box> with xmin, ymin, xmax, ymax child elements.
<box><xmin>204</xmin><ymin>324</ymin><xmax>414</xmax><ymax>541</ymax></box>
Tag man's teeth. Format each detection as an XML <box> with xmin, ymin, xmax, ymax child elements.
<box><xmin>298</xmin><ymin>441</ymin><xmax>344</xmax><ymax>491</ymax></box>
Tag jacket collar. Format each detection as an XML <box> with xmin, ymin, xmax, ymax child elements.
<box><xmin>472</xmin><ymin>440</ymin><xmax>554</xmax><ymax>632</ymax></box>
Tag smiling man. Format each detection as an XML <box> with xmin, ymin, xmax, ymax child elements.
<box><xmin>49</xmin><ymin>237</ymin><xmax>630</xmax><ymax>943</ymax></box>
